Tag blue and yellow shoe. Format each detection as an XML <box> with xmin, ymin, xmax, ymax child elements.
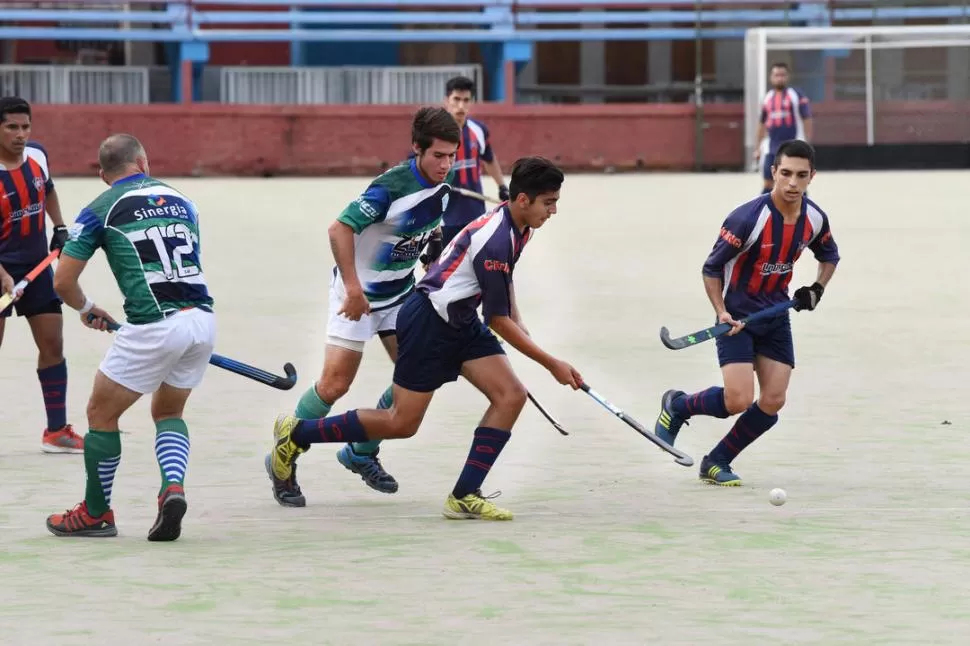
<box><xmin>655</xmin><ymin>389</ymin><xmax>689</xmax><ymax>445</ymax></box>
<box><xmin>699</xmin><ymin>455</ymin><xmax>742</xmax><ymax>486</ymax></box>
<box><xmin>336</xmin><ymin>445</ymin><xmax>399</xmax><ymax>494</ymax></box>
<box><xmin>266</xmin><ymin>414</ymin><xmax>307</xmax><ymax>507</ymax></box>
<box><xmin>443</xmin><ymin>490</ymin><xmax>513</xmax><ymax>521</ymax></box>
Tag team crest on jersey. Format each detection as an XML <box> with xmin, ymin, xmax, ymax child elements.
<box><xmin>33</xmin><ymin>176</ymin><xmax>44</xmax><ymax>191</ymax></box>
<box><xmin>441</xmin><ymin>192</ymin><xmax>450</xmax><ymax>212</ymax></box>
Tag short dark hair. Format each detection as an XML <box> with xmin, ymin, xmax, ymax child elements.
<box><xmin>0</xmin><ymin>96</ymin><xmax>31</xmax><ymax>124</ymax></box>
<box><xmin>99</xmin><ymin>133</ymin><xmax>146</xmax><ymax>175</ymax></box>
<box><xmin>445</xmin><ymin>75</ymin><xmax>476</xmax><ymax>97</ymax></box>
<box><xmin>771</xmin><ymin>62</ymin><xmax>790</xmax><ymax>72</ymax></box>
<box><xmin>508</xmin><ymin>157</ymin><xmax>564</xmax><ymax>203</ymax></box>
<box><xmin>411</xmin><ymin>106</ymin><xmax>460</xmax><ymax>153</ymax></box>
<box><xmin>774</xmin><ymin>139</ymin><xmax>815</xmax><ymax>170</ymax></box>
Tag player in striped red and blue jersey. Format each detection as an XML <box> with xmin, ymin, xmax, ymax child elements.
<box><xmin>753</xmin><ymin>63</ymin><xmax>813</xmax><ymax>194</ymax></box>
<box><xmin>0</xmin><ymin>97</ymin><xmax>83</xmax><ymax>454</ymax></box>
<box><xmin>654</xmin><ymin>140</ymin><xmax>839</xmax><ymax>486</ymax></box>
<box><xmin>439</xmin><ymin>75</ymin><xmax>508</xmax><ymax>247</ymax></box>
<box><xmin>269</xmin><ymin>157</ymin><xmax>583</xmax><ymax>521</ymax></box>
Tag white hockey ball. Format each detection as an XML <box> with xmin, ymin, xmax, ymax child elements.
<box><xmin>769</xmin><ymin>488</ymin><xmax>787</xmax><ymax>506</ymax></box>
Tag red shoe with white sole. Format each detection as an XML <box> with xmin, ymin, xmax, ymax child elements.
<box><xmin>42</xmin><ymin>424</ymin><xmax>84</xmax><ymax>454</ymax></box>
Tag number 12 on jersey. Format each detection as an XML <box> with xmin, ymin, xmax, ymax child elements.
<box><xmin>128</xmin><ymin>223</ymin><xmax>200</xmax><ymax>281</ymax></box>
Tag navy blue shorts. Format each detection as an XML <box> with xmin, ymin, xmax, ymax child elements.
<box><xmin>762</xmin><ymin>152</ymin><xmax>776</xmax><ymax>180</ymax></box>
<box><xmin>715</xmin><ymin>313</ymin><xmax>794</xmax><ymax>368</ymax></box>
<box><xmin>394</xmin><ymin>291</ymin><xmax>505</xmax><ymax>392</ymax></box>
<box><xmin>0</xmin><ymin>261</ymin><xmax>62</xmax><ymax>319</ymax></box>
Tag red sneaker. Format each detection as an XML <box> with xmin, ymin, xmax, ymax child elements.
<box><xmin>42</xmin><ymin>424</ymin><xmax>84</xmax><ymax>454</ymax></box>
<box><xmin>147</xmin><ymin>484</ymin><xmax>187</xmax><ymax>542</ymax></box>
<box><xmin>47</xmin><ymin>501</ymin><xmax>117</xmax><ymax>537</ymax></box>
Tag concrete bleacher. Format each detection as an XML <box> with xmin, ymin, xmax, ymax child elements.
<box><xmin>0</xmin><ymin>0</ymin><xmax>966</xmax><ymax>102</ymax></box>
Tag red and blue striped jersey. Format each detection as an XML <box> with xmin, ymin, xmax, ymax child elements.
<box><xmin>419</xmin><ymin>203</ymin><xmax>529</xmax><ymax>327</ymax></box>
<box><xmin>703</xmin><ymin>193</ymin><xmax>840</xmax><ymax>317</ymax></box>
<box><xmin>760</xmin><ymin>87</ymin><xmax>811</xmax><ymax>155</ymax></box>
<box><xmin>444</xmin><ymin>117</ymin><xmax>495</xmax><ymax>229</ymax></box>
<box><xmin>0</xmin><ymin>142</ymin><xmax>54</xmax><ymax>265</ymax></box>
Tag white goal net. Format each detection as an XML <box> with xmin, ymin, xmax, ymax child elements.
<box><xmin>744</xmin><ymin>25</ymin><xmax>970</xmax><ymax>161</ymax></box>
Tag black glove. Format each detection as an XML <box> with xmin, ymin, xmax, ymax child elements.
<box><xmin>793</xmin><ymin>281</ymin><xmax>824</xmax><ymax>312</ymax></box>
<box><xmin>498</xmin><ymin>184</ymin><xmax>510</xmax><ymax>202</ymax></box>
<box><xmin>419</xmin><ymin>229</ymin><xmax>443</xmax><ymax>267</ymax></box>
<box><xmin>50</xmin><ymin>225</ymin><xmax>69</xmax><ymax>252</ymax></box>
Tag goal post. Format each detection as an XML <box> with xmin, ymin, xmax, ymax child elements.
<box><xmin>744</xmin><ymin>24</ymin><xmax>970</xmax><ymax>168</ymax></box>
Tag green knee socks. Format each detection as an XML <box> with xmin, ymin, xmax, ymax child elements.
<box><xmin>84</xmin><ymin>430</ymin><xmax>122</xmax><ymax>517</ymax></box>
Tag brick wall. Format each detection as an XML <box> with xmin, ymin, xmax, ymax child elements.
<box><xmin>30</xmin><ymin>102</ymin><xmax>969</xmax><ymax>177</ymax></box>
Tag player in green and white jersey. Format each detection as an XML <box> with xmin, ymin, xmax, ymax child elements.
<box><xmin>46</xmin><ymin>134</ymin><xmax>216</xmax><ymax>542</ymax></box>
<box><xmin>267</xmin><ymin>107</ymin><xmax>460</xmax><ymax>507</ymax></box>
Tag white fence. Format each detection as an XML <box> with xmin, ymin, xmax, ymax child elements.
<box><xmin>219</xmin><ymin>65</ymin><xmax>483</xmax><ymax>105</ymax></box>
<box><xmin>0</xmin><ymin>65</ymin><xmax>150</xmax><ymax>104</ymax></box>
<box><xmin>0</xmin><ymin>64</ymin><xmax>482</xmax><ymax>105</ymax></box>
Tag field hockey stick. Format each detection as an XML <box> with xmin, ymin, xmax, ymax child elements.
<box><xmin>581</xmin><ymin>384</ymin><xmax>694</xmax><ymax>467</ymax></box>
<box><xmin>452</xmin><ymin>187</ymin><xmax>502</xmax><ymax>205</ymax></box>
<box><xmin>527</xmin><ymin>392</ymin><xmax>568</xmax><ymax>436</ymax></box>
<box><xmin>487</xmin><ymin>325</ymin><xmax>568</xmax><ymax>435</ymax></box>
<box><xmin>97</xmin><ymin>318</ymin><xmax>298</xmax><ymax>390</ymax></box>
<box><xmin>659</xmin><ymin>299</ymin><xmax>798</xmax><ymax>351</ymax></box>
<box><xmin>0</xmin><ymin>249</ymin><xmax>59</xmax><ymax>313</ymax></box>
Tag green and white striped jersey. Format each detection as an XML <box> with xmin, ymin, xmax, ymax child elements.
<box><xmin>63</xmin><ymin>174</ymin><xmax>213</xmax><ymax>325</ymax></box>
<box><xmin>336</xmin><ymin>159</ymin><xmax>453</xmax><ymax>309</ymax></box>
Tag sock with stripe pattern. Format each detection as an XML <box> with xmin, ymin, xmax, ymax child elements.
<box><xmin>709</xmin><ymin>403</ymin><xmax>778</xmax><ymax>464</ymax></box>
<box><xmin>352</xmin><ymin>385</ymin><xmax>392</xmax><ymax>455</ymax></box>
<box><xmin>671</xmin><ymin>386</ymin><xmax>731</xmax><ymax>420</ymax></box>
<box><xmin>37</xmin><ymin>360</ymin><xmax>68</xmax><ymax>430</ymax></box>
<box><xmin>451</xmin><ymin>427</ymin><xmax>511</xmax><ymax>499</ymax></box>
<box><xmin>84</xmin><ymin>430</ymin><xmax>122</xmax><ymax>517</ymax></box>
<box><xmin>155</xmin><ymin>418</ymin><xmax>190</xmax><ymax>495</ymax></box>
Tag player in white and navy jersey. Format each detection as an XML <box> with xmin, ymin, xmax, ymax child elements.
<box><xmin>269</xmin><ymin>157</ymin><xmax>583</xmax><ymax>521</ymax></box>
<box><xmin>653</xmin><ymin>140</ymin><xmax>839</xmax><ymax>487</ymax></box>
<box><xmin>753</xmin><ymin>63</ymin><xmax>813</xmax><ymax>193</ymax></box>
<box><xmin>439</xmin><ymin>75</ymin><xmax>508</xmax><ymax>247</ymax></box>
<box><xmin>265</xmin><ymin>107</ymin><xmax>460</xmax><ymax>508</ymax></box>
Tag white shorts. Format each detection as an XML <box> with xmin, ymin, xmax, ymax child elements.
<box><xmin>99</xmin><ymin>308</ymin><xmax>217</xmax><ymax>395</ymax></box>
<box><xmin>326</xmin><ymin>272</ymin><xmax>402</xmax><ymax>351</ymax></box>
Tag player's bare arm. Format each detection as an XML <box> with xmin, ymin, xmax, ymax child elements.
<box><xmin>753</xmin><ymin>122</ymin><xmax>766</xmax><ymax>160</ymax></box>
<box><xmin>483</xmin><ymin>158</ymin><xmax>508</xmax><ymax>200</ymax></box>
<box><xmin>52</xmin><ymin>254</ymin><xmax>116</xmax><ymax>330</ymax></box>
<box><xmin>815</xmin><ymin>260</ymin><xmax>836</xmax><ymax>286</ymax></box>
<box><xmin>46</xmin><ymin>188</ymin><xmax>69</xmax><ymax>251</ymax></box>
<box><xmin>0</xmin><ymin>264</ymin><xmax>14</xmax><ymax>298</ymax></box>
<box><xmin>703</xmin><ymin>274</ymin><xmax>744</xmax><ymax>335</ymax></box>
<box><xmin>489</xmin><ymin>315</ymin><xmax>581</xmax><ymax>389</ymax></box>
<box><xmin>803</xmin><ymin>118</ymin><xmax>814</xmax><ymax>142</ymax></box>
<box><xmin>328</xmin><ymin>219</ymin><xmax>370</xmax><ymax>321</ymax></box>
<box><xmin>508</xmin><ymin>281</ymin><xmax>529</xmax><ymax>335</ymax></box>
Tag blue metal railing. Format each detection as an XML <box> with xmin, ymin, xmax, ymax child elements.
<box><xmin>0</xmin><ymin>1</ymin><xmax>966</xmax><ymax>44</ymax></box>
<box><xmin>3</xmin><ymin>0</ymin><xmax>965</xmax><ymax>102</ymax></box>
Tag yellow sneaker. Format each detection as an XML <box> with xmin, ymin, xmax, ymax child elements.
<box><xmin>443</xmin><ymin>490</ymin><xmax>513</xmax><ymax>521</ymax></box>
<box><xmin>270</xmin><ymin>414</ymin><xmax>305</xmax><ymax>482</ymax></box>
